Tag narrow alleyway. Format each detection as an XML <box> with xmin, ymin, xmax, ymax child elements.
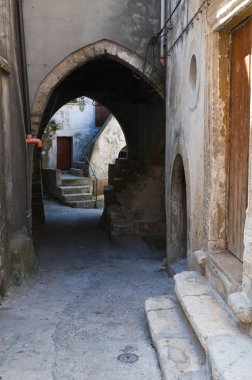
<box><xmin>0</xmin><ymin>200</ymin><xmax>171</xmax><ymax>380</ymax></box>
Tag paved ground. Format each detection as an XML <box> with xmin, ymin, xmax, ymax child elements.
<box><xmin>0</xmin><ymin>200</ymin><xmax>172</xmax><ymax>380</ymax></box>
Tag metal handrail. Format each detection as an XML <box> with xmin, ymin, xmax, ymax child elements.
<box><xmin>81</xmin><ymin>133</ymin><xmax>99</xmax><ymax>158</ymax></box>
<box><xmin>84</xmin><ymin>153</ymin><xmax>98</xmax><ymax>202</ymax></box>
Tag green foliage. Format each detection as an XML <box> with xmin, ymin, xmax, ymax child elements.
<box><xmin>42</xmin><ymin>119</ymin><xmax>60</xmax><ymax>167</ymax></box>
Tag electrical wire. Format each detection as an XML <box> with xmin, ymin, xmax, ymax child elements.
<box><xmin>165</xmin><ymin>0</ymin><xmax>210</xmax><ymax>56</ymax></box>
<box><xmin>156</xmin><ymin>0</ymin><xmax>185</xmax><ymax>39</ymax></box>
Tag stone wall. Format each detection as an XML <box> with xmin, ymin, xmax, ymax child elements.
<box><xmin>0</xmin><ymin>0</ymin><xmax>36</xmax><ymax>293</ymax></box>
<box><xmin>165</xmin><ymin>0</ymin><xmax>252</xmax><ymax>322</ymax></box>
<box><xmin>165</xmin><ymin>0</ymin><xmax>207</xmax><ymax>264</ymax></box>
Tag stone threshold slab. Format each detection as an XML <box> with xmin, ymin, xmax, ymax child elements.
<box><xmin>145</xmin><ymin>295</ymin><xmax>206</xmax><ymax>379</ymax></box>
<box><xmin>174</xmin><ymin>271</ymin><xmax>252</xmax><ymax>380</ymax></box>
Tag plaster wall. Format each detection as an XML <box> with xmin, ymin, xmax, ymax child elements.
<box><xmin>42</xmin><ymin>98</ymin><xmax>98</xmax><ymax>169</ymax></box>
<box><xmin>0</xmin><ymin>0</ymin><xmax>36</xmax><ymax>292</ymax></box>
<box><xmin>89</xmin><ymin>116</ymin><xmax>126</xmax><ymax>180</ymax></box>
<box><xmin>23</xmin><ymin>0</ymin><xmax>161</xmax><ymax>106</ymax></box>
<box><xmin>166</xmin><ymin>0</ymin><xmax>207</xmax><ymax>262</ymax></box>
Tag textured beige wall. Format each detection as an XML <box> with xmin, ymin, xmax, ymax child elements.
<box><xmin>89</xmin><ymin>116</ymin><xmax>126</xmax><ymax>180</ymax></box>
<box><xmin>165</xmin><ymin>0</ymin><xmax>207</xmax><ymax>263</ymax></box>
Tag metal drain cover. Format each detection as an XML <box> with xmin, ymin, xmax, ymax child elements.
<box><xmin>117</xmin><ymin>353</ymin><xmax>139</xmax><ymax>364</ymax></box>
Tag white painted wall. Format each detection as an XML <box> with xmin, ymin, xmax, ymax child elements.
<box><xmin>42</xmin><ymin>98</ymin><xmax>126</xmax><ymax>180</ymax></box>
<box><xmin>42</xmin><ymin>97</ymin><xmax>98</xmax><ymax>169</ymax></box>
<box><xmin>89</xmin><ymin>116</ymin><xmax>126</xmax><ymax>179</ymax></box>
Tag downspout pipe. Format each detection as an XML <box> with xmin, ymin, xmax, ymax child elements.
<box><xmin>160</xmin><ymin>0</ymin><xmax>166</xmax><ymax>66</ymax></box>
<box><xmin>16</xmin><ymin>0</ymin><xmax>31</xmax><ymax>136</ymax></box>
<box><xmin>26</xmin><ymin>134</ymin><xmax>43</xmax><ymax>148</ymax></box>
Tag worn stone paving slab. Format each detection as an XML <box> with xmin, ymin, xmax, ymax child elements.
<box><xmin>208</xmin><ymin>334</ymin><xmax>252</xmax><ymax>380</ymax></box>
<box><xmin>0</xmin><ymin>200</ymin><xmax>171</xmax><ymax>380</ymax></box>
<box><xmin>145</xmin><ymin>295</ymin><xmax>206</xmax><ymax>379</ymax></box>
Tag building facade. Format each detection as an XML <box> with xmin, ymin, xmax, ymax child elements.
<box><xmin>0</xmin><ymin>0</ymin><xmax>36</xmax><ymax>291</ymax></box>
<box><xmin>1</xmin><ymin>0</ymin><xmax>252</xmax><ymax>375</ymax></box>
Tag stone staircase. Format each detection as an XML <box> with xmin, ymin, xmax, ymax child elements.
<box><xmin>58</xmin><ymin>169</ymin><xmax>96</xmax><ymax>208</ymax></box>
<box><xmin>146</xmin><ymin>271</ymin><xmax>252</xmax><ymax>379</ymax></box>
<box><xmin>103</xmin><ymin>158</ymin><xmax>166</xmax><ymax>237</ymax></box>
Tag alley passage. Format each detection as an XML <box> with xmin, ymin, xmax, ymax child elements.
<box><xmin>0</xmin><ymin>200</ymin><xmax>171</xmax><ymax>380</ymax></box>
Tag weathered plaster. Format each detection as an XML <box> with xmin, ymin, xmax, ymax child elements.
<box><xmin>89</xmin><ymin>116</ymin><xmax>126</xmax><ymax>180</ymax></box>
<box><xmin>23</xmin><ymin>0</ymin><xmax>161</xmax><ymax>106</ymax></box>
<box><xmin>166</xmin><ymin>2</ymin><xmax>207</xmax><ymax>264</ymax></box>
<box><xmin>30</xmin><ymin>39</ymin><xmax>163</xmax><ymax>138</ymax></box>
<box><xmin>42</xmin><ymin>98</ymin><xmax>98</xmax><ymax>169</ymax></box>
<box><xmin>0</xmin><ymin>0</ymin><xmax>36</xmax><ymax>293</ymax></box>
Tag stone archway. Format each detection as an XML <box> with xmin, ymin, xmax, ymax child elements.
<box><xmin>170</xmin><ymin>154</ymin><xmax>187</xmax><ymax>261</ymax></box>
<box><xmin>30</xmin><ymin>40</ymin><xmax>165</xmax><ymax>232</ymax></box>
<box><xmin>30</xmin><ymin>39</ymin><xmax>163</xmax><ymax>137</ymax></box>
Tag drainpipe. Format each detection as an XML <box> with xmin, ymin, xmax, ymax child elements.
<box><xmin>16</xmin><ymin>0</ymin><xmax>31</xmax><ymax>136</ymax></box>
<box><xmin>16</xmin><ymin>1</ymin><xmax>43</xmax><ymax>236</ymax></box>
<box><xmin>160</xmin><ymin>0</ymin><xmax>166</xmax><ymax>66</ymax></box>
<box><xmin>26</xmin><ymin>134</ymin><xmax>43</xmax><ymax>148</ymax></box>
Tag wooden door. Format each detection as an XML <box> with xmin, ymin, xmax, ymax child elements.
<box><xmin>57</xmin><ymin>137</ymin><xmax>72</xmax><ymax>170</ymax></box>
<box><xmin>228</xmin><ymin>18</ymin><xmax>252</xmax><ymax>261</ymax></box>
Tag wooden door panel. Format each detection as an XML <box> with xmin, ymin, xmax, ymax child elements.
<box><xmin>57</xmin><ymin>137</ymin><xmax>72</xmax><ymax>170</ymax></box>
<box><xmin>228</xmin><ymin>18</ymin><xmax>252</xmax><ymax>261</ymax></box>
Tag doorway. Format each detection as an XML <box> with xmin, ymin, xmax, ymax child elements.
<box><xmin>228</xmin><ymin>17</ymin><xmax>252</xmax><ymax>261</ymax></box>
<box><xmin>57</xmin><ymin>137</ymin><xmax>72</xmax><ymax>170</ymax></box>
<box><xmin>170</xmin><ymin>154</ymin><xmax>187</xmax><ymax>261</ymax></box>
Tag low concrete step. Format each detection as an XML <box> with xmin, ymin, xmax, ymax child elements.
<box><xmin>174</xmin><ymin>271</ymin><xmax>252</xmax><ymax>380</ymax></box>
<box><xmin>145</xmin><ymin>295</ymin><xmax>206</xmax><ymax>379</ymax></box>
<box><xmin>65</xmin><ymin>200</ymin><xmax>96</xmax><ymax>209</ymax></box>
<box><xmin>62</xmin><ymin>193</ymin><xmax>93</xmax><ymax>202</ymax></box>
<box><xmin>59</xmin><ymin>185</ymin><xmax>91</xmax><ymax>195</ymax></box>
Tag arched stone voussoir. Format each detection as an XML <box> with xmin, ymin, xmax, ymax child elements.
<box><xmin>31</xmin><ymin>39</ymin><xmax>164</xmax><ymax>136</ymax></box>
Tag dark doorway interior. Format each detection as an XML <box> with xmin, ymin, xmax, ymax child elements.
<box><xmin>171</xmin><ymin>154</ymin><xmax>187</xmax><ymax>260</ymax></box>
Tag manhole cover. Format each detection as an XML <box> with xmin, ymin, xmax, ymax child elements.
<box><xmin>117</xmin><ymin>353</ymin><xmax>139</xmax><ymax>364</ymax></box>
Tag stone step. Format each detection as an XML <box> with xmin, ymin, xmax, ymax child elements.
<box><xmin>65</xmin><ymin>200</ymin><xmax>96</xmax><ymax>209</ymax></box>
<box><xmin>115</xmin><ymin>158</ymin><xmax>129</xmax><ymax>167</ymax></box>
<box><xmin>59</xmin><ymin>185</ymin><xmax>91</xmax><ymax>195</ymax></box>
<box><xmin>174</xmin><ymin>271</ymin><xmax>252</xmax><ymax>380</ymax></box>
<box><xmin>145</xmin><ymin>295</ymin><xmax>206</xmax><ymax>379</ymax></box>
<box><xmin>69</xmin><ymin>168</ymin><xmax>84</xmax><ymax>177</ymax></box>
<box><xmin>72</xmin><ymin>161</ymin><xmax>86</xmax><ymax>169</ymax></box>
<box><xmin>121</xmin><ymin>168</ymin><xmax>136</xmax><ymax>182</ymax></box>
<box><xmin>108</xmin><ymin>163</ymin><xmax>122</xmax><ymax>181</ymax></box>
<box><xmin>61</xmin><ymin>175</ymin><xmax>91</xmax><ymax>186</ymax></box>
<box><xmin>62</xmin><ymin>193</ymin><xmax>93</xmax><ymax>202</ymax></box>
<box><xmin>112</xmin><ymin>177</ymin><xmax>124</xmax><ymax>191</ymax></box>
